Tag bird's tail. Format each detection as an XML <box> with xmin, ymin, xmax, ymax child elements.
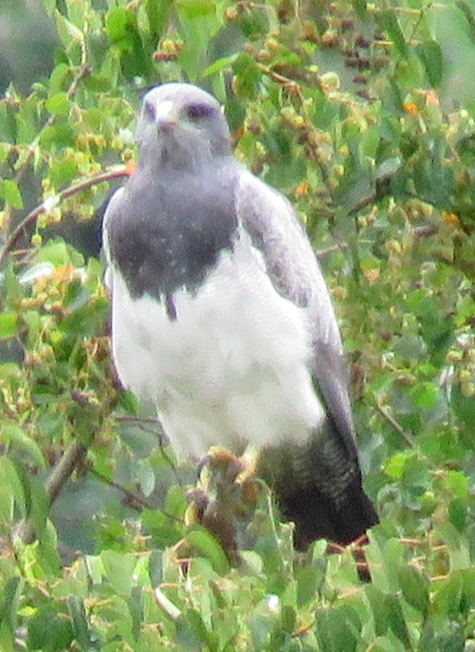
<box><xmin>258</xmin><ymin>435</ymin><xmax>378</xmax><ymax>550</ymax></box>
<box><xmin>278</xmin><ymin>472</ymin><xmax>378</xmax><ymax>550</ymax></box>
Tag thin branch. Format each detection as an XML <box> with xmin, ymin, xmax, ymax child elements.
<box><xmin>347</xmin><ymin>194</ymin><xmax>377</xmax><ymax>218</ymax></box>
<box><xmin>115</xmin><ymin>416</ymin><xmax>162</xmax><ymax>425</ymax></box>
<box><xmin>17</xmin><ymin>441</ymin><xmax>88</xmax><ymax>544</ymax></box>
<box><xmin>153</xmin><ymin>587</ymin><xmax>182</xmax><ymax>620</ymax></box>
<box><xmin>315</xmin><ymin>242</ymin><xmax>349</xmax><ymax>259</ymax></box>
<box><xmin>46</xmin><ymin>441</ymin><xmax>88</xmax><ymax>504</ymax></box>
<box><xmin>412</xmin><ymin>223</ymin><xmax>440</xmax><ymax>237</ymax></box>
<box><xmin>375</xmin><ymin>402</ymin><xmax>416</xmax><ymax>448</ymax></box>
<box><xmin>88</xmin><ymin>467</ymin><xmax>156</xmax><ymax>512</ymax></box>
<box><xmin>0</xmin><ymin>165</ymin><xmax>129</xmax><ymax>269</ymax></box>
<box><xmin>88</xmin><ymin>467</ymin><xmax>183</xmax><ymax>524</ymax></box>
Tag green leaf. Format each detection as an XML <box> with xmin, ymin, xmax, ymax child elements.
<box><xmin>128</xmin><ymin>586</ymin><xmax>144</xmax><ymax>642</ymax></box>
<box><xmin>105</xmin><ymin>7</ymin><xmax>151</xmax><ymax>79</ymax></box>
<box><xmin>48</xmin><ymin>63</ymin><xmax>72</xmax><ymax>93</ymax></box>
<box><xmin>28</xmin><ymin>608</ymin><xmax>74</xmax><ymax>652</ymax></box>
<box><xmin>106</xmin><ymin>7</ymin><xmax>137</xmax><ymax>48</ymax></box>
<box><xmin>383</xmin><ymin>452</ymin><xmax>409</xmax><ymax>479</ymax></box>
<box><xmin>2</xmin><ymin>577</ymin><xmax>22</xmax><ymax>636</ymax></box>
<box><xmin>101</xmin><ymin>550</ymin><xmax>136</xmax><ymax>595</ymax></box>
<box><xmin>0</xmin><ymin>101</ymin><xmax>16</xmax><ymax>144</ymax></box>
<box><xmin>203</xmin><ymin>54</ymin><xmax>237</xmax><ymax>78</ymax></box>
<box><xmin>185</xmin><ymin>527</ymin><xmax>230</xmax><ymax>574</ymax></box>
<box><xmin>165</xmin><ymin>483</ymin><xmax>187</xmax><ymax>517</ymax></box>
<box><xmin>456</xmin><ymin>1</ymin><xmax>475</xmax><ymax>43</ymax></box>
<box><xmin>452</xmin><ymin>383</ymin><xmax>475</xmax><ymax>427</ymax></box>
<box><xmin>0</xmin><ymin>312</ymin><xmax>19</xmax><ymax>339</ymax></box>
<box><xmin>0</xmin><ymin>457</ymin><xmax>26</xmax><ymax>520</ymax></box>
<box><xmin>366</xmin><ymin>585</ymin><xmax>389</xmax><ymax>637</ymax></box>
<box><xmin>176</xmin><ymin>0</ymin><xmax>216</xmax><ymax>20</ymax></box>
<box><xmin>449</xmin><ymin>499</ymin><xmax>467</xmax><ymax>531</ymax></box>
<box><xmin>461</xmin><ymin>568</ymin><xmax>475</xmax><ymax>614</ymax></box>
<box><xmin>63</xmin><ymin>279</ymin><xmax>91</xmax><ymax>311</ymax></box>
<box><xmin>176</xmin><ymin>609</ymin><xmax>211</xmax><ymax>650</ymax></box>
<box><xmin>148</xmin><ymin>549</ymin><xmax>163</xmax><ymax>587</ymax></box>
<box><xmin>39</xmin><ymin>123</ymin><xmax>75</xmax><ymax>149</ymax></box>
<box><xmin>0</xmin><ymin>180</ymin><xmax>23</xmax><ymax>209</ymax></box>
<box><xmin>376</xmin><ymin>10</ymin><xmax>408</xmax><ymax>58</ymax></box>
<box><xmin>1</xmin><ymin>424</ymin><xmax>45</xmax><ymax>468</ymax></box>
<box><xmin>142</xmin><ymin>509</ymin><xmax>183</xmax><ymax>547</ymax></box>
<box><xmin>55</xmin><ymin>14</ymin><xmax>84</xmax><ymax>46</ymax></box>
<box><xmin>416</xmin><ymin>41</ymin><xmax>444</xmax><ymax>87</ymax></box>
<box><xmin>384</xmin><ymin>594</ymin><xmax>411</xmax><ymax>648</ymax></box>
<box><xmin>433</xmin><ymin>572</ymin><xmax>463</xmax><ymax>616</ymax></box>
<box><xmin>296</xmin><ymin>565</ymin><xmax>320</xmax><ymax>607</ymax></box>
<box><xmin>232</xmin><ymin>51</ymin><xmax>261</xmax><ymax>99</ymax></box>
<box><xmin>67</xmin><ymin>597</ymin><xmax>100</xmax><ymax>650</ymax></box>
<box><xmin>281</xmin><ymin>604</ymin><xmax>296</xmax><ymax>633</ymax></box>
<box><xmin>398</xmin><ymin>566</ymin><xmax>429</xmax><ymax>615</ymax></box>
<box><xmin>409</xmin><ymin>382</ymin><xmax>438</xmax><ymax>409</ymax></box>
<box><xmin>354</xmin><ymin>0</ymin><xmax>367</xmax><ymax>20</ymax></box>
<box><xmin>146</xmin><ymin>0</ymin><xmax>174</xmax><ymax>42</ymax></box>
<box><xmin>314</xmin><ymin>608</ymin><xmax>358</xmax><ymax>652</ymax></box>
<box><xmin>447</xmin><ymin>470</ymin><xmax>469</xmax><ymax>498</ymax></box>
<box><xmin>46</xmin><ymin>92</ymin><xmax>71</xmax><ymax>116</ymax></box>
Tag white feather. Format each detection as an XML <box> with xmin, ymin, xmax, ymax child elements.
<box><xmin>110</xmin><ymin>229</ymin><xmax>326</xmax><ymax>460</ymax></box>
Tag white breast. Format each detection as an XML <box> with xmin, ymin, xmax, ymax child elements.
<box><xmin>110</xmin><ymin>234</ymin><xmax>325</xmax><ymax>460</ymax></box>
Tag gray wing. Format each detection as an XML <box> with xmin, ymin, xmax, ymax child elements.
<box><xmin>101</xmin><ymin>187</ymin><xmax>125</xmax><ymax>294</ymax></box>
<box><xmin>235</xmin><ymin>170</ymin><xmax>358</xmax><ymax>458</ymax></box>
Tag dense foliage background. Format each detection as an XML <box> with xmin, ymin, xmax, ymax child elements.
<box><xmin>1</xmin><ymin>0</ymin><xmax>475</xmax><ymax>650</ymax></box>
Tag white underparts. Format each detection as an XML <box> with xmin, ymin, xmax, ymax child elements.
<box><xmin>110</xmin><ymin>234</ymin><xmax>326</xmax><ymax>460</ymax></box>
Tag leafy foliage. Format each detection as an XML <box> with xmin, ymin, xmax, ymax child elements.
<box><xmin>1</xmin><ymin>0</ymin><xmax>475</xmax><ymax>650</ymax></box>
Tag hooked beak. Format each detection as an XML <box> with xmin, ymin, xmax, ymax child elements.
<box><xmin>154</xmin><ymin>100</ymin><xmax>177</xmax><ymax>132</ymax></box>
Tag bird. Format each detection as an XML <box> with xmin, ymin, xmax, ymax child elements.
<box><xmin>102</xmin><ymin>82</ymin><xmax>378</xmax><ymax>551</ymax></box>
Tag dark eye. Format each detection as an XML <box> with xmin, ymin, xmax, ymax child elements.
<box><xmin>184</xmin><ymin>103</ymin><xmax>215</xmax><ymax>121</ymax></box>
<box><xmin>144</xmin><ymin>101</ymin><xmax>156</xmax><ymax>122</ymax></box>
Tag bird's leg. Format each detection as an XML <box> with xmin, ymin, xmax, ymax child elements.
<box><xmin>186</xmin><ymin>446</ymin><xmax>261</xmax><ymax>566</ymax></box>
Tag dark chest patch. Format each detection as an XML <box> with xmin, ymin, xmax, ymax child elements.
<box><xmin>106</xmin><ymin>166</ymin><xmax>238</xmax><ymax>302</ymax></box>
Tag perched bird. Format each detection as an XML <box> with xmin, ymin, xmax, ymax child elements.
<box><xmin>102</xmin><ymin>83</ymin><xmax>378</xmax><ymax>550</ymax></box>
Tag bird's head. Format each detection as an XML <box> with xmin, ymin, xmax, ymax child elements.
<box><xmin>136</xmin><ymin>83</ymin><xmax>232</xmax><ymax>171</ymax></box>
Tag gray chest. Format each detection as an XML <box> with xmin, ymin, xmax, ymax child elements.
<box><xmin>106</xmin><ymin>168</ymin><xmax>238</xmax><ymax>302</ymax></box>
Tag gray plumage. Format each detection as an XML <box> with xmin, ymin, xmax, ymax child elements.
<box><xmin>103</xmin><ymin>83</ymin><xmax>378</xmax><ymax>547</ymax></box>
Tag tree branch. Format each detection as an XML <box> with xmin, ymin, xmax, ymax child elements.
<box><xmin>0</xmin><ymin>165</ymin><xmax>129</xmax><ymax>270</ymax></box>
<box><xmin>17</xmin><ymin>441</ymin><xmax>88</xmax><ymax>544</ymax></box>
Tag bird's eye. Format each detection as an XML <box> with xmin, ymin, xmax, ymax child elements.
<box><xmin>184</xmin><ymin>103</ymin><xmax>215</xmax><ymax>122</ymax></box>
<box><xmin>144</xmin><ymin>101</ymin><xmax>156</xmax><ymax>122</ymax></box>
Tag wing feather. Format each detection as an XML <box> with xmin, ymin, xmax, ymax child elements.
<box><xmin>235</xmin><ymin>170</ymin><xmax>357</xmax><ymax>458</ymax></box>
<box><xmin>101</xmin><ymin>187</ymin><xmax>125</xmax><ymax>294</ymax></box>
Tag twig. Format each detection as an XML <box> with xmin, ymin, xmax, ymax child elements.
<box><xmin>115</xmin><ymin>416</ymin><xmax>162</xmax><ymax>425</ymax></box>
<box><xmin>153</xmin><ymin>587</ymin><xmax>182</xmax><ymax>620</ymax></box>
<box><xmin>315</xmin><ymin>242</ymin><xmax>350</xmax><ymax>259</ymax></box>
<box><xmin>0</xmin><ymin>165</ymin><xmax>129</xmax><ymax>269</ymax></box>
<box><xmin>88</xmin><ymin>467</ymin><xmax>183</xmax><ymax>523</ymax></box>
<box><xmin>46</xmin><ymin>441</ymin><xmax>88</xmax><ymax>504</ymax></box>
<box><xmin>375</xmin><ymin>402</ymin><xmax>416</xmax><ymax>448</ymax></box>
<box><xmin>412</xmin><ymin>223</ymin><xmax>440</xmax><ymax>237</ymax></box>
<box><xmin>17</xmin><ymin>441</ymin><xmax>88</xmax><ymax>544</ymax></box>
<box><xmin>347</xmin><ymin>194</ymin><xmax>377</xmax><ymax>217</ymax></box>
<box><xmin>88</xmin><ymin>467</ymin><xmax>156</xmax><ymax>512</ymax></box>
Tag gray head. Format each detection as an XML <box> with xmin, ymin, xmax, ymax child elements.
<box><xmin>136</xmin><ymin>83</ymin><xmax>232</xmax><ymax>171</ymax></box>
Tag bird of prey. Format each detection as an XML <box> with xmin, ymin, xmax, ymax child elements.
<box><xmin>102</xmin><ymin>82</ymin><xmax>378</xmax><ymax>550</ymax></box>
